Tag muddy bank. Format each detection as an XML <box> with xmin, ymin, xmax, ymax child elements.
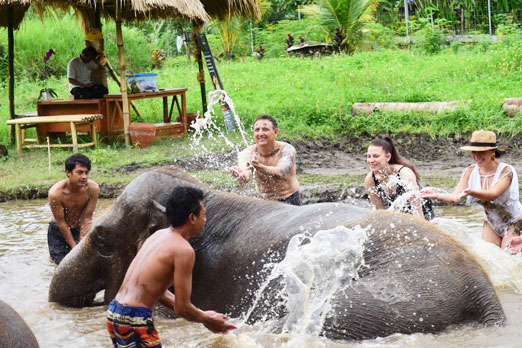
<box><xmin>3</xmin><ymin>133</ymin><xmax>522</xmax><ymax>204</ymax></box>
<box><xmin>0</xmin><ymin>182</ymin><xmax>126</xmax><ymax>202</ymax></box>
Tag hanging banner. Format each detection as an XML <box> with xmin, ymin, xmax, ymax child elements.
<box><xmin>196</xmin><ymin>34</ymin><xmax>224</xmax><ymax>90</ymax></box>
<box><xmin>195</xmin><ymin>33</ymin><xmax>235</xmax><ymax>131</ymax></box>
<box><xmin>176</xmin><ymin>36</ymin><xmax>184</xmax><ymax>52</ymax></box>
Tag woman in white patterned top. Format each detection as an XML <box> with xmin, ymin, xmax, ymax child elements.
<box><xmin>422</xmin><ymin>130</ymin><xmax>522</xmax><ymax>249</ymax></box>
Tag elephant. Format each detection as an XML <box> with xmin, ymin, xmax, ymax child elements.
<box><xmin>0</xmin><ymin>300</ymin><xmax>39</xmax><ymax>348</ymax></box>
<box><xmin>49</xmin><ymin>166</ymin><xmax>505</xmax><ymax>340</ymax></box>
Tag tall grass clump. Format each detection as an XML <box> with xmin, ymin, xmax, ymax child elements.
<box><xmin>415</xmin><ymin>21</ymin><xmax>444</xmax><ymax>55</ymax></box>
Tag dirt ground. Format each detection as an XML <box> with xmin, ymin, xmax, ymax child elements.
<box><xmin>170</xmin><ymin>133</ymin><xmax>522</xmax><ymax>205</ymax></box>
<box><xmin>3</xmin><ymin>133</ymin><xmax>522</xmax><ymax>203</ymax></box>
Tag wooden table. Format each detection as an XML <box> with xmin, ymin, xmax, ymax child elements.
<box><xmin>6</xmin><ymin>114</ymin><xmax>102</xmax><ymax>153</ymax></box>
<box><xmin>37</xmin><ymin>99</ymin><xmax>107</xmax><ymax>137</ymax></box>
<box><xmin>104</xmin><ymin>88</ymin><xmax>188</xmax><ymax>137</ymax></box>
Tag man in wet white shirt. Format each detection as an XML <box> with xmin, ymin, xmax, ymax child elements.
<box><xmin>230</xmin><ymin>115</ymin><xmax>301</xmax><ymax>205</ymax></box>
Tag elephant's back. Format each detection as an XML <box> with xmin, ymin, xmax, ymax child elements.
<box><xmin>323</xmin><ymin>211</ymin><xmax>505</xmax><ymax>339</ymax></box>
<box><xmin>0</xmin><ymin>300</ymin><xmax>39</xmax><ymax>348</ymax></box>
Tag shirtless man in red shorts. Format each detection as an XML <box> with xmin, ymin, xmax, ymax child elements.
<box><xmin>106</xmin><ymin>186</ymin><xmax>236</xmax><ymax>347</ymax></box>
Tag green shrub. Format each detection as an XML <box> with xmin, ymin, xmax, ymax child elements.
<box><xmin>450</xmin><ymin>41</ymin><xmax>461</xmax><ymax>54</ymax></box>
<box><xmin>0</xmin><ymin>44</ymin><xmax>6</xmax><ymax>87</ymax></box>
<box><xmin>416</xmin><ymin>26</ymin><xmax>443</xmax><ymax>55</ymax></box>
<box><xmin>478</xmin><ymin>40</ymin><xmax>490</xmax><ymax>53</ymax></box>
<box><xmin>361</xmin><ymin>23</ymin><xmax>396</xmax><ymax>50</ymax></box>
<box><xmin>496</xmin><ymin>22</ymin><xmax>522</xmax><ymax>48</ymax></box>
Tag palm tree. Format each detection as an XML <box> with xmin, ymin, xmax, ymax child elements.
<box><xmin>300</xmin><ymin>0</ymin><xmax>378</xmax><ymax>54</ymax></box>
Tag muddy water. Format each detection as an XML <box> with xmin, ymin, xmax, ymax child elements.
<box><xmin>1</xmin><ymin>200</ymin><xmax>521</xmax><ymax>348</ymax></box>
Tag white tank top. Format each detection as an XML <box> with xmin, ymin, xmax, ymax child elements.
<box><xmin>465</xmin><ymin>162</ymin><xmax>522</xmax><ymax>237</ymax></box>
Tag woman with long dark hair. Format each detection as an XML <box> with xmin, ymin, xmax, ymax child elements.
<box><xmin>364</xmin><ymin>137</ymin><xmax>433</xmax><ymax>220</ymax></box>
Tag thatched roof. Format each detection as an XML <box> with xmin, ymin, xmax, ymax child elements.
<box><xmin>0</xmin><ymin>2</ymin><xmax>29</xmax><ymax>29</ymax></box>
<box><xmin>200</xmin><ymin>0</ymin><xmax>260</xmax><ymax>20</ymax></box>
<box><xmin>0</xmin><ymin>0</ymin><xmax>260</xmax><ymax>30</ymax></box>
<box><xmin>0</xmin><ymin>0</ymin><xmax>210</xmax><ymax>29</ymax></box>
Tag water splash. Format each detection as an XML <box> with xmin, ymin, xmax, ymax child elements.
<box><xmin>190</xmin><ymin>89</ymin><xmax>250</xmax><ymax>151</ymax></box>
<box><xmin>433</xmin><ymin>215</ymin><xmax>522</xmax><ymax>294</ymax></box>
<box><xmin>372</xmin><ymin>173</ymin><xmax>444</xmax><ymax>219</ymax></box>
<box><xmin>243</xmin><ymin>225</ymin><xmax>368</xmax><ymax>345</ymax></box>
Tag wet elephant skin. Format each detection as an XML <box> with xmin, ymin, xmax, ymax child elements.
<box><xmin>48</xmin><ymin>167</ymin><xmax>505</xmax><ymax>340</ymax></box>
<box><xmin>0</xmin><ymin>299</ymin><xmax>39</xmax><ymax>348</ymax></box>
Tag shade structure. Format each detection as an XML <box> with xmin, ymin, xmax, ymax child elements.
<box><xmin>0</xmin><ymin>0</ymin><xmax>210</xmax><ymax>29</ymax></box>
<box><xmin>0</xmin><ymin>0</ymin><xmax>262</xmax><ymax>29</ymax></box>
<box><xmin>1</xmin><ymin>0</ymin><xmax>259</xmax><ymax>146</ymax></box>
<box><xmin>199</xmin><ymin>0</ymin><xmax>260</xmax><ymax>20</ymax></box>
<box><xmin>0</xmin><ymin>1</ymin><xmax>28</xmax><ymax>29</ymax></box>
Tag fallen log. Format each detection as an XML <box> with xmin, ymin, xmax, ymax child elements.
<box><xmin>352</xmin><ymin>100</ymin><xmax>471</xmax><ymax>115</ymax></box>
<box><xmin>503</xmin><ymin>98</ymin><xmax>522</xmax><ymax>117</ymax></box>
<box><xmin>503</xmin><ymin>97</ymin><xmax>522</xmax><ymax>106</ymax></box>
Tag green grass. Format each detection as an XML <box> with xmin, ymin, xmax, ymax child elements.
<box><xmin>298</xmin><ymin>173</ymin><xmax>364</xmax><ymax>187</ymax></box>
<box><xmin>0</xmin><ymin>135</ymin><xmax>241</xmax><ymax>190</ymax></box>
<box><xmin>2</xmin><ymin>21</ymin><xmax>522</xmax><ymax>143</ymax></box>
<box><xmin>1</xmin><ymin>15</ymin><xmax>522</xmax><ymax>193</ymax></box>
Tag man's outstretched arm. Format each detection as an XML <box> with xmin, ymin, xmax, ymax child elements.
<box><xmin>173</xmin><ymin>247</ymin><xmax>236</xmax><ymax>333</ymax></box>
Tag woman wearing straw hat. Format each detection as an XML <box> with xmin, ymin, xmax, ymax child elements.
<box><xmin>422</xmin><ymin>130</ymin><xmax>522</xmax><ymax>250</ymax></box>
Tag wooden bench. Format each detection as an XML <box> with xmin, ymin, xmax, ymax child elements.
<box><xmin>6</xmin><ymin>114</ymin><xmax>102</xmax><ymax>153</ymax></box>
<box><xmin>14</xmin><ymin>112</ymin><xmax>38</xmax><ymax>143</ymax></box>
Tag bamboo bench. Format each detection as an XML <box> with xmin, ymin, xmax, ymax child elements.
<box><xmin>6</xmin><ymin>114</ymin><xmax>102</xmax><ymax>153</ymax></box>
<box><xmin>14</xmin><ymin>112</ymin><xmax>38</xmax><ymax>143</ymax></box>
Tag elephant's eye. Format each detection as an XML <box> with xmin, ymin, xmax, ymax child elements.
<box><xmin>92</xmin><ymin>227</ymin><xmax>115</xmax><ymax>258</ymax></box>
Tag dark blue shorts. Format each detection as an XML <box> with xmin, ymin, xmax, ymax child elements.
<box><xmin>47</xmin><ymin>221</ymin><xmax>79</xmax><ymax>264</ymax></box>
<box><xmin>279</xmin><ymin>190</ymin><xmax>302</xmax><ymax>206</ymax></box>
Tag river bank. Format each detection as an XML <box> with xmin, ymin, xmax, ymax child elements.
<box><xmin>3</xmin><ymin>132</ymin><xmax>522</xmax><ymax>204</ymax></box>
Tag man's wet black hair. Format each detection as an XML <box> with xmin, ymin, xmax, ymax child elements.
<box><xmin>82</xmin><ymin>46</ymin><xmax>98</xmax><ymax>57</ymax></box>
<box><xmin>254</xmin><ymin>114</ymin><xmax>278</xmax><ymax>130</ymax></box>
<box><xmin>166</xmin><ymin>186</ymin><xmax>205</xmax><ymax>228</ymax></box>
<box><xmin>65</xmin><ymin>153</ymin><xmax>91</xmax><ymax>172</ymax></box>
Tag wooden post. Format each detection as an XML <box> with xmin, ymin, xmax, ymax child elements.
<box><xmin>105</xmin><ymin>59</ymin><xmax>144</xmax><ymax>121</ymax></box>
<box><xmin>91</xmin><ymin>121</ymin><xmax>98</xmax><ymax>149</ymax></box>
<box><xmin>15</xmin><ymin>124</ymin><xmax>21</xmax><ymax>153</ymax></box>
<box><xmin>47</xmin><ymin>137</ymin><xmax>51</xmax><ymax>173</ymax></box>
<box><xmin>70</xmin><ymin>122</ymin><xmax>78</xmax><ymax>152</ymax></box>
<box><xmin>185</xmin><ymin>32</ymin><xmax>191</xmax><ymax>63</ymax></box>
<box><xmin>115</xmin><ymin>3</ymin><xmax>131</xmax><ymax>146</ymax></box>
<box><xmin>193</xmin><ymin>27</ymin><xmax>207</xmax><ymax>113</ymax></box>
<box><xmin>7</xmin><ymin>4</ymin><xmax>15</xmax><ymax>145</ymax></box>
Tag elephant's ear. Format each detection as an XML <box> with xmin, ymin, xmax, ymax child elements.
<box><xmin>148</xmin><ymin>200</ymin><xmax>168</xmax><ymax>233</ymax></box>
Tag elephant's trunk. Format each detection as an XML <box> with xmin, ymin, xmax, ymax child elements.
<box><xmin>48</xmin><ymin>237</ymin><xmax>107</xmax><ymax>307</ymax></box>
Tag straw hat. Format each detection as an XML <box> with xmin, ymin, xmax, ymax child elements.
<box><xmin>460</xmin><ymin>130</ymin><xmax>498</xmax><ymax>151</ymax></box>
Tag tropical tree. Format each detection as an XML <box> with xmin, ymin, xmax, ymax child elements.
<box><xmin>209</xmin><ymin>16</ymin><xmax>248</xmax><ymax>60</ymax></box>
<box><xmin>300</xmin><ymin>0</ymin><xmax>378</xmax><ymax>54</ymax></box>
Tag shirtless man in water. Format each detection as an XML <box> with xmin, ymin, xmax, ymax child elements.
<box><xmin>48</xmin><ymin>153</ymin><xmax>99</xmax><ymax>264</ymax></box>
<box><xmin>107</xmin><ymin>186</ymin><xmax>236</xmax><ymax>347</ymax></box>
<box><xmin>230</xmin><ymin>115</ymin><xmax>301</xmax><ymax>205</ymax></box>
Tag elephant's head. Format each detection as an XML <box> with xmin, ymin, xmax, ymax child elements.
<box><xmin>48</xmin><ymin>173</ymin><xmax>170</xmax><ymax>307</ymax></box>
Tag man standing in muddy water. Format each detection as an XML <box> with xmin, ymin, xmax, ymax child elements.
<box><xmin>230</xmin><ymin>115</ymin><xmax>301</xmax><ymax>205</ymax></box>
<box><xmin>48</xmin><ymin>153</ymin><xmax>99</xmax><ymax>264</ymax></box>
<box><xmin>107</xmin><ymin>186</ymin><xmax>236</xmax><ymax>347</ymax></box>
